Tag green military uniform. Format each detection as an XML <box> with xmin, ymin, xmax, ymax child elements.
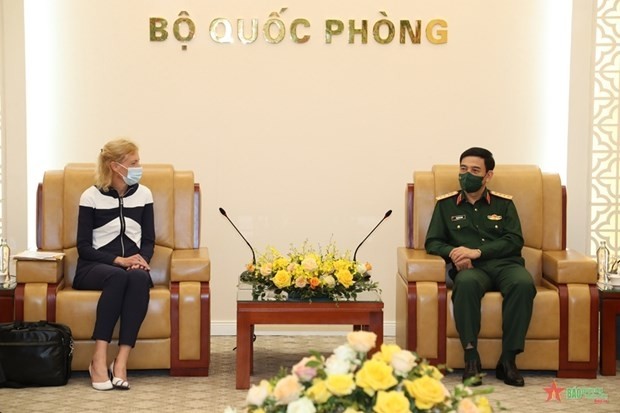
<box><xmin>425</xmin><ymin>188</ymin><xmax>536</xmax><ymax>359</ymax></box>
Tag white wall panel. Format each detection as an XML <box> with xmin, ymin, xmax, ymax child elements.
<box><xmin>5</xmin><ymin>0</ymin><xmax>583</xmax><ymax>327</ymax></box>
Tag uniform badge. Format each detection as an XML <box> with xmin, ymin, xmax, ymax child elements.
<box><xmin>490</xmin><ymin>190</ymin><xmax>513</xmax><ymax>200</ymax></box>
<box><xmin>451</xmin><ymin>215</ymin><xmax>466</xmax><ymax>222</ymax></box>
<box><xmin>487</xmin><ymin>214</ymin><xmax>502</xmax><ymax>221</ymax></box>
<box><xmin>436</xmin><ymin>191</ymin><xmax>459</xmax><ymax>201</ymax></box>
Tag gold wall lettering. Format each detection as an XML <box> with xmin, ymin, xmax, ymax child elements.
<box><xmin>149</xmin><ymin>10</ymin><xmax>448</xmax><ymax>50</ymax></box>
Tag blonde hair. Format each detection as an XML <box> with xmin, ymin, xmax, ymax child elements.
<box><xmin>95</xmin><ymin>138</ymin><xmax>139</xmax><ymax>191</ymax></box>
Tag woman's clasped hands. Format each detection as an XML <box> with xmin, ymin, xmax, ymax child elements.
<box><xmin>114</xmin><ymin>254</ymin><xmax>150</xmax><ymax>271</ymax></box>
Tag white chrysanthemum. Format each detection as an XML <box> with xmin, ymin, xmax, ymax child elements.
<box><xmin>333</xmin><ymin>344</ymin><xmax>357</xmax><ymax>362</ymax></box>
<box><xmin>325</xmin><ymin>354</ymin><xmax>352</xmax><ymax>375</ymax></box>
<box><xmin>322</xmin><ymin>275</ymin><xmax>336</xmax><ymax>288</ymax></box>
<box><xmin>286</xmin><ymin>396</ymin><xmax>317</xmax><ymax>413</ymax></box>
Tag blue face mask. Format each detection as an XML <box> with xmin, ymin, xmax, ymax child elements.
<box><xmin>118</xmin><ymin>164</ymin><xmax>143</xmax><ymax>186</ymax></box>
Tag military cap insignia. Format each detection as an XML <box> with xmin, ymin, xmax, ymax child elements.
<box><xmin>487</xmin><ymin>214</ymin><xmax>502</xmax><ymax>220</ymax></box>
<box><xmin>490</xmin><ymin>190</ymin><xmax>513</xmax><ymax>200</ymax></box>
<box><xmin>436</xmin><ymin>191</ymin><xmax>459</xmax><ymax>201</ymax></box>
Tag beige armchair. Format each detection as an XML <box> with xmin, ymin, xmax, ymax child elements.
<box><xmin>15</xmin><ymin>163</ymin><xmax>211</xmax><ymax>376</ymax></box>
<box><xmin>395</xmin><ymin>165</ymin><xmax>598</xmax><ymax>378</ymax></box>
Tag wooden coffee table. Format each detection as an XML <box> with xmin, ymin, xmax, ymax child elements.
<box><xmin>599</xmin><ymin>282</ymin><xmax>620</xmax><ymax>375</ymax></box>
<box><xmin>236</xmin><ymin>284</ymin><xmax>384</xmax><ymax>389</ymax></box>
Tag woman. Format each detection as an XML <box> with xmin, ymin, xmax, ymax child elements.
<box><xmin>74</xmin><ymin>138</ymin><xmax>155</xmax><ymax>391</ymax></box>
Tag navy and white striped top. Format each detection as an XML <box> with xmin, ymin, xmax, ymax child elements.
<box><xmin>75</xmin><ymin>184</ymin><xmax>155</xmax><ymax>277</ymax></box>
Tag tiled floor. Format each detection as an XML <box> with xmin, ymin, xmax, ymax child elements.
<box><xmin>0</xmin><ymin>335</ymin><xmax>618</xmax><ymax>413</ymax></box>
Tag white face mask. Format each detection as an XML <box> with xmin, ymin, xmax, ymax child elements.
<box><xmin>117</xmin><ymin>163</ymin><xmax>143</xmax><ymax>186</ymax></box>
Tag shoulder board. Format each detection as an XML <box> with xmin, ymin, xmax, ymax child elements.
<box><xmin>490</xmin><ymin>190</ymin><xmax>513</xmax><ymax>200</ymax></box>
<box><xmin>435</xmin><ymin>191</ymin><xmax>459</xmax><ymax>201</ymax></box>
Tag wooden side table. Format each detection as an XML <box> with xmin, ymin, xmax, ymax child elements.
<box><xmin>599</xmin><ymin>283</ymin><xmax>620</xmax><ymax>375</ymax></box>
<box><xmin>0</xmin><ymin>276</ymin><xmax>16</xmax><ymax>323</ymax></box>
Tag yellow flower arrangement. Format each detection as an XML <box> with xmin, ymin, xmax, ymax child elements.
<box><xmin>226</xmin><ymin>331</ymin><xmax>498</xmax><ymax>413</ymax></box>
<box><xmin>240</xmin><ymin>242</ymin><xmax>380</xmax><ymax>301</ymax></box>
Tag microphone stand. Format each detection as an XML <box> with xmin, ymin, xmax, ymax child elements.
<box><xmin>353</xmin><ymin>210</ymin><xmax>392</xmax><ymax>262</ymax></box>
<box><xmin>219</xmin><ymin>207</ymin><xmax>256</xmax><ymax>266</ymax></box>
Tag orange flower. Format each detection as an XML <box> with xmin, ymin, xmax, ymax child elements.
<box><xmin>309</xmin><ymin>277</ymin><xmax>321</xmax><ymax>289</ymax></box>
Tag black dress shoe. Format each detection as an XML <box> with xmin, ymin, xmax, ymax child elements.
<box><xmin>462</xmin><ymin>359</ymin><xmax>482</xmax><ymax>386</ymax></box>
<box><xmin>496</xmin><ymin>359</ymin><xmax>525</xmax><ymax>387</ymax></box>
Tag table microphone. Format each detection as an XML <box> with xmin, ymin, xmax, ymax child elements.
<box><xmin>219</xmin><ymin>207</ymin><xmax>256</xmax><ymax>266</ymax></box>
<box><xmin>353</xmin><ymin>210</ymin><xmax>392</xmax><ymax>262</ymax></box>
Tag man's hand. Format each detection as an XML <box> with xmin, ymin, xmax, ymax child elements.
<box><xmin>453</xmin><ymin>258</ymin><xmax>474</xmax><ymax>271</ymax></box>
<box><xmin>449</xmin><ymin>247</ymin><xmax>481</xmax><ymax>265</ymax></box>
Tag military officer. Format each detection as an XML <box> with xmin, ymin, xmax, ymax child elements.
<box><xmin>425</xmin><ymin>147</ymin><xmax>536</xmax><ymax>387</ymax></box>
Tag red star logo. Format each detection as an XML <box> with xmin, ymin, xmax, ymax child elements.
<box><xmin>543</xmin><ymin>380</ymin><xmax>565</xmax><ymax>402</ymax></box>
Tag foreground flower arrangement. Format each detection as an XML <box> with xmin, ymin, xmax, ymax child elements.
<box><xmin>240</xmin><ymin>242</ymin><xmax>380</xmax><ymax>301</ymax></box>
<box><xmin>227</xmin><ymin>331</ymin><xmax>496</xmax><ymax>413</ymax></box>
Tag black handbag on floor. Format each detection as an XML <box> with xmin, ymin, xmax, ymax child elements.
<box><xmin>0</xmin><ymin>321</ymin><xmax>73</xmax><ymax>387</ymax></box>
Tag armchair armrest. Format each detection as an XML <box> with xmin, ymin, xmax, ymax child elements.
<box><xmin>397</xmin><ymin>247</ymin><xmax>445</xmax><ymax>282</ymax></box>
<box><xmin>542</xmin><ymin>250</ymin><xmax>597</xmax><ymax>284</ymax></box>
<box><xmin>14</xmin><ymin>256</ymin><xmax>65</xmax><ymax>322</ymax></box>
<box><xmin>15</xmin><ymin>257</ymin><xmax>64</xmax><ymax>284</ymax></box>
<box><xmin>170</xmin><ymin>248</ymin><xmax>211</xmax><ymax>282</ymax></box>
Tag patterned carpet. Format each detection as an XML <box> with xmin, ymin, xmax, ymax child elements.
<box><xmin>0</xmin><ymin>335</ymin><xmax>619</xmax><ymax>413</ymax></box>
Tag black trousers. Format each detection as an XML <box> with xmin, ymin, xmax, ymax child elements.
<box><xmin>73</xmin><ymin>264</ymin><xmax>151</xmax><ymax>347</ymax></box>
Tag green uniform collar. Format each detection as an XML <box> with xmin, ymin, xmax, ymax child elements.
<box><xmin>456</xmin><ymin>188</ymin><xmax>492</xmax><ymax>206</ymax></box>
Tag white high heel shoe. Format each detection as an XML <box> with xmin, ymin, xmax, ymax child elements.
<box><xmin>109</xmin><ymin>359</ymin><xmax>130</xmax><ymax>390</ymax></box>
<box><xmin>88</xmin><ymin>362</ymin><xmax>113</xmax><ymax>391</ymax></box>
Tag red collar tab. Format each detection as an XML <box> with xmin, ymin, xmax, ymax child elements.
<box><xmin>456</xmin><ymin>189</ymin><xmax>491</xmax><ymax>205</ymax></box>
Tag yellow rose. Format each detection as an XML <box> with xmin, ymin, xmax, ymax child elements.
<box><xmin>354</xmin><ymin>359</ymin><xmax>398</xmax><ymax>396</ymax></box>
<box><xmin>476</xmin><ymin>396</ymin><xmax>492</xmax><ymax>413</ymax></box>
<box><xmin>420</xmin><ymin>363</ymin><xmax>444</xmax><ymax>380</ymax></box>
<box><xmin>325</xmin><ymin>373</ymin><xmax>355</xmax><ymax>396</ymax></box>
<box><xmin>306</xmin><ymin>379</ymin><xmax>331</xmax><ymax>404</ymax></box>
<box><xmin>273</xmin><ymin>374</ymin><xmax>303</xmax><ymax>405</ymax></box>
<box><xmin>336</xmin><ymin>269</ymin><xmax>355</xmax><ymax>288</ymax></box>
<box><xmin>343</xmin><ymin>409</ymin><xmax>363</xmax><ymax>413</ymax></box>
<box><xmin>250</xmin><ymin>409</ymin><xmax>266</xmax><ymax>413</ymax></box>
<box><xmin>403</xmin><ymin>376</ymin><xmax>447</xmax><ymax>410</ymax></box>
<box><xmin>347</xmin><ymin>331</ymin><xmax>377</xmax><ymax>353</ymax></box>
<box><xmin>372</xmin><ymin>343</ymin><xmax>402</xmax><ymax>364</ymax></box>
<box><xmin>373</xmin><ymin>390</ymin><xmax>410</xmax><ymax>413</ymax></box>
<box><xmin>272</xmin><ymin>270</ymin><xmax>292</xmax><ymax>289</ymax></box>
